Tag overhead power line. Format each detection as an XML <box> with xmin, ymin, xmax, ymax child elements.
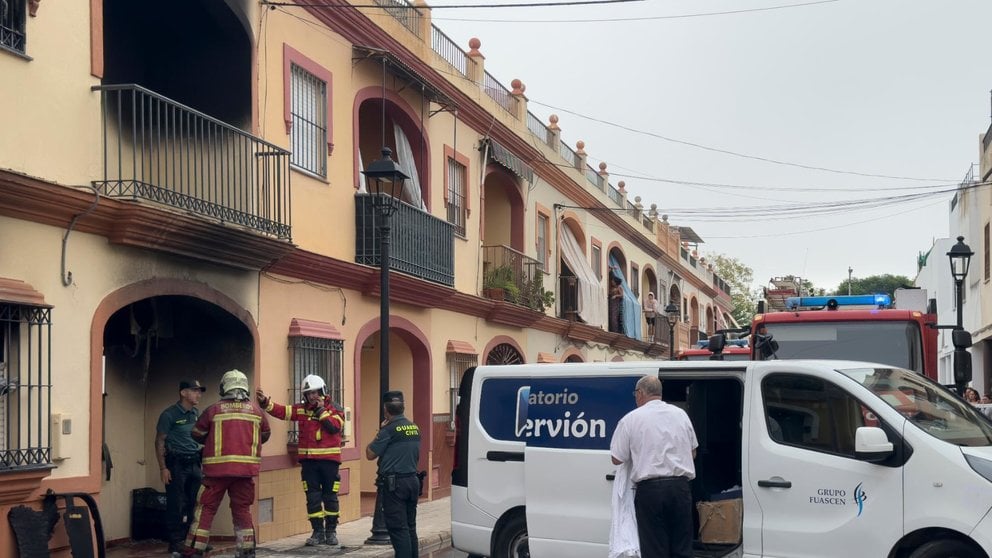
<box><xmin>434</xmin><ymin>0</ymin><xmax>841</xmax><ymax>23</ymax></box>
<box><xmin>530</xmin><ymin>100</ymin><xmax>955</xmax><ymax>182</ymax></box>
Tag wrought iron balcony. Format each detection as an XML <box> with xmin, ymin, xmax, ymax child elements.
<box><xmin>481</xmin><ymin>245</ymin><xmax>549</xmax><ymax>312</ymax></box>
<box><xmin>355</xmin><ymin>194</ymin><xmax>454</xmax><ymax>286</ymax></box>
<box><xmin>92</xmin><ymin>84</ymin><xmax>292</xmax><ymax>239</ymax></box>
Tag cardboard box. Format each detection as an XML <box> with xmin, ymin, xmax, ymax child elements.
<box><xmin>697</xmin><ymin>498</ymin><xmax>742</xmax><ymax>544</ymax></box>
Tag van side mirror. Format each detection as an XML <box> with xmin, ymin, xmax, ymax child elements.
<box><xmin>952</xmin><ymin>329</ymin><xmax>973</xmax><ymax>349</ymax></box>
<box><xmin>755</xmin><ymin>334</ymin><xmax>779</xmax><ymax>360</ymax></box>
<box><xmin>708</xmin><ymin>333</ymin><xmax>726</xmax><ymax>357</ymax></box>
<box><xmin>855</xmin><ymin>426</ymin><xmax>894</xmax><ymax>463</ymax></box>
<box><xmin>954</xmin><ymin>349</ymin><xmax>973</xmax><ymax>385</ymax></box>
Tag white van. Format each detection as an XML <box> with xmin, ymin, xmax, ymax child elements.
<box><xmin>450</xmin><ymin>360</ymin><xmax>992</xmax><ymax>558</ymax></box>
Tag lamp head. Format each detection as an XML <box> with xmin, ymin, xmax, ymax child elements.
<box><xmin>947</xmin><ymin>235</ymin><xmax>974</xmax><ymax>282</ymax></box>
<box><xmin>362</xmin><ymin>147</ymin><xmax>409</xmax><ymax>213</ymax></box>
<box><xmin>664</xmin><ymin>303</ymin><xmax>680</xmax><ymax>326</ymax></box>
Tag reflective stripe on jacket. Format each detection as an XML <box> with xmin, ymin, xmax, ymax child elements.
<box><xmin>265</xmin><ymin>397</ymin><xmax>344</xmax><ymax>462</ymax></box>
<box><xmin>193</xmin><ymin>399</ymin><xmax>270</xmax><ymax>477</ymax></box>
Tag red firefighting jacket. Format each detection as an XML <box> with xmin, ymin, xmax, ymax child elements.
<box><xmin>265</xmin><ymin>396</ymin><xmax>344</xmax><ymax>462</ymax></box>
<box><xmin>192</xmin><ymin>398</ymin><xmax>270</xmax><ymax>477</ymax></box>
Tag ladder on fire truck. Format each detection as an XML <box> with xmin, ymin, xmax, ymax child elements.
<box><xmin>764</xmin><ymin>276</ymin><xmax>802</xmax><ymax>312</ymax></box>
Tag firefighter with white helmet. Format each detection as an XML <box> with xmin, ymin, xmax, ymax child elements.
<box><xmin>257</xmin><ymin>373</ymin><xmax>346</xmax><ymax>546</ymax></box>
<box><xmin>174</xmin><ymin>370</ymin><xmax>270</xmax><ymax>558</ymax></box>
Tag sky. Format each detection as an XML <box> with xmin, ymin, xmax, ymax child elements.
<box><xmin>422</xmin><ymin>0</ymin><xmax>992</xmax><ymax>294</ymax></box>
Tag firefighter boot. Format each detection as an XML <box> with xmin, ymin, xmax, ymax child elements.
<box><xmin>324</xmin><ymin>516</ymin><xmax>339</xmax><ymax>546</ymax></box>
<box><xmin>305</xmin><ymin>527</ymin><xmax>325</xmax><ymax>546</ymax></box>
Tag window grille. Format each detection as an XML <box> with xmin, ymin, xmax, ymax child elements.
<box><xmin>290</xmin><ymin>64</ymin><xmax>328</xmax><ymax>177</ymax></box>
<box><xmin>287</xmin><ymin>336</ymin><xmax>343</xmax><ymax>444</ymax></box>
<box><xmin>446</xmin><ymin>158</ymin><xmax>467</xmax><ymax>236</ymax></box>
<box><xmin>447</xmin><ymin>354</ymin><xmax>477</xmax><ymax>430</ymax></box>
<box><xmin>537</xmin><ymin>215</ymin><xmax>549</xmax><ymax>271</ymax></box>
<box><xmin>0</xmin><ymin>302</ymin><xmax>52</xmax><ymax>469</ymax></box>
<box><xmin>0</xmin><ymin>0</ymin><xmax>26</xmax><ymax>54</ymax></box>
<box><xmin>631</xmin><ymin>265</ymin><xmax>639</xmax><ymax>297</ymax></box>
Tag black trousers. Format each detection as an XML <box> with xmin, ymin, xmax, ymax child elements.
<box><xmin>381</xmin><ymin>476</ymin><xmax>419</xmax><ymax>558</ymax></box>
<box><xmin>165</xmin><ymin>455</ymin><xmax>202</xmax><ymax>549</ymax></box>
<box><xmin>301</xmin><ymin>460</ymin><xmax>341</xmax><ymax>530</ymax></box>
<box><xmin>633</xmin><ymin>477</ymin><xmax>693</xmax><ymax>558</ymax></box>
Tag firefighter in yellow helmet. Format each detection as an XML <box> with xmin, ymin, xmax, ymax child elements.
<box><xmin>174</xmin><ymin>370</ymin><xmax>270</xmax><ymax>558</ymax></box>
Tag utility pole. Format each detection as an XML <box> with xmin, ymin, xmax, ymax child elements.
<box><xmin>847</xmin><ymin>267</ymin><xmax>853</xmax><ymax>295</ymax></box>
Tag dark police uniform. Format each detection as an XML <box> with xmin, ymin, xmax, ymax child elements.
<box><xmin>156</xmin><ymin>400</ymin><xmax>203</xmax><ymax>551</ymax></box>
<box><xmin>368</xmin><ymin>391</ymin><xmax>421</xmax><ymax>558</ymax></box>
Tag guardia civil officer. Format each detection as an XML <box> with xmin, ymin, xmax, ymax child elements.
<box><xmin>366</xmin><ymin>390</ymin><xmax>422</xmax><ymax>558</ymax></box>
<box><xmin>155</xmin><ymin>379</ymin><xmax>206</xmax><ymax>554</ymax></box>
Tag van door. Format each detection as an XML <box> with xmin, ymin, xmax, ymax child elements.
<box><xmin>523</xmin><ymin>374</ymin><xmax>640</xmax><ymax>558</ymax></box>
<box><xmin>746</xmin><ymin>365</ymin><xmax>904</xmax><ymax>557</ymax></box>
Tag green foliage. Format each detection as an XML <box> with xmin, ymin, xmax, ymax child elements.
<box><xmin>483</xmin><ymin>265</ymin><xmax>520</xmax><ymax>303</ymax></box>
<box><xmin>523</xmin><ymin>272</ymin><xmax>555</xmax><ymax>312</ymax></box>
<box><xmin>833</xmin><ymin>274</ymin><xmax>913</xmax><ymax>299</ymax></box>
<box><xmin>708</xmin><ymin>253</ymin><xmax>759</xmax><ymax>325</ymax></box>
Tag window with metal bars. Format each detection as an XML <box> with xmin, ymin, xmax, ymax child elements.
<box><xmin>447</xmin><ymin>353</ymin><xmax>477</xmax><ymax>430</ymax></box>
<box><xmin>0</xmin><ymin>0</ymin><xmax>26</xmax><ymax>54</ymax></box>
<box><xmin>537</xmin><ymin>214</ymin><xmax>549</xmax><ymax>271</ymax></box>
<box><xmin>0</xmin><ymin>302</ymin><xmax>52</xmax><ymax>469</ymax></box>
<box><xmin>290</xmin><ymin>63</ymin><xmax>328</xmax><ymax>177</ymax></box>
<box><xmin>287</xmin><ymin>336</ymin><xmax>343</xmax><ymax>444</ymax></box>
<box><xmin>631</xmin><ymin>264</ymin><xmax>639</xmax><ymax>297</ymax></box>
<box><xmin>446</xmin><ymin>157</ymin><xmax>467</xmax><ymax>236</ymax></box>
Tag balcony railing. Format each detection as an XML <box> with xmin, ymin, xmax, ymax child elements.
<box><xmin>93</xmin><ymin>84</ymin><xmax>292</xmax><ymax>239</ymax></box>
<box><xmin>559</xmin><ymin>275</ymin><xmax>579</xmax><ymax>321</ymax></box>
<box><xmin>483</xmin><ymin>71</ymin><xmax>515</xmax><ymax>114</ymax></box>
<box><xmin>430</xmin><ymin>25</ymin><xmax>467</xmax><ymax>77</ymax></box>
<box><xmin>527</xmin><ymin>111</ymin><xmax>550</xmax><ymax>144</ymax></box>
<box><xmin>355</xmin><ymin>194</ymin><xmax>454</xmax><ymax>286</ymax></box>
<box><xmin>482</xmin><ymin>245</ymin><xmax>548</xmax><ymax>312</ymax></box>
<box><xmin>607</xmin><ymin>185</ymin><xmax>623</xmax><ymax>206</ymax></box>
<box><xmin>374</xmin><ymin>0</ymin><xmax>423</xmax><ymax>38</ymax></box>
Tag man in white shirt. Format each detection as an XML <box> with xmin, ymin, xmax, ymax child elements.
<box><xmin>610</xmin><ymin>375</ymin><xmax>698</xmax><ymax>558</ymax></box>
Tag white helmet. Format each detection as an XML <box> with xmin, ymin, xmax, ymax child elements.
<box><xmin>300</xmin><ymin>374</ymin><xmax>326</xmax><ymax>396</ymax></box>
<box><xmin>220</xmin><ymin>369</ymin><xmax>250</xmax><ymax>399</ymax></box>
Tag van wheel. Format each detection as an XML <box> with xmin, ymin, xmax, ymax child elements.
<box><xmin>493</xmin><ymin>514</ymin><xmax>529</xmax><ymax>558</ymax></box>
<box><xmin>909</xmin><ymin>540</ymin><xmax>983</xmax><ymax>558</ymax></box>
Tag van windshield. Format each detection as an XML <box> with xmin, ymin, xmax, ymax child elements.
<box><xmin>764</xmin><ymin>321</ymin><xmax>923</xmax><ymax>373</ymax></box>
<box><xmin>838</xmin><ymin>367</ymin><xmax>992</xmax><ymax>446</ymax></box>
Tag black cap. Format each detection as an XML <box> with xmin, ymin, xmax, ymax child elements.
<box><xmin>382</xmin><ymin>390</ymin><xmax>404</xmax><ymax>403</ymax></box>
<box><xmin>179</xmin><ymin>380</ymin><xmax>206</xmax><ymax>392</ymax></box>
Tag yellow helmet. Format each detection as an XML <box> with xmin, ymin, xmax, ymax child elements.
<box><xmin>219</xmin><ymin>369</ymin><xmax>250</xmax><ymax>397</ymax></box>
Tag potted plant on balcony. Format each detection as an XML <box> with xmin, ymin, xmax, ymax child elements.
<box><xmin>523</xmin><ymin>275</ymin><xmax>556</xmax><ymax>312</ymax></box>
<box><xmin>483</xmin><ymin>265</ymin><xmax>519</xmax><ymax>303</ymax></box>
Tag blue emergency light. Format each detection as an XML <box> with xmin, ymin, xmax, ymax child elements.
<box><xmin>785</xmin><ymin>294</ymin><xmax>891</xmax><ymax>310</ymax></box>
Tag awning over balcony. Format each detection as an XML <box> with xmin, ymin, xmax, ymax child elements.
<box><xmin>484</xmin><ymin>139</ymin><xmax>534</xmax><ymax>183</ymax></box>
<box><xmin>353</xmin><ymin>45</ymin><xmax>457</xmax><ymax>111</ymax></box>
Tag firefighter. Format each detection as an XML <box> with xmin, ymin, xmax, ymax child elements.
<box><xmin>174</xmin><ymin>369</ymin><xmax>270</xmax><ymax>558</ymax></box>
<box><xmin>256</xmin><ymin>374</ymin><xmax>345</xmax><ymax>546</ymax></box>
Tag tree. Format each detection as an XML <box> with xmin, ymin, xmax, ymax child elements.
<box><xmin>833</xmin><ymin>274</ymin><xmax>913</xmax><ymax>298</ymax></box>
<box><xmin>801</xmin><ymin>279</ymin><xmax>826</xmax><ymax>297</ymax></box>
<box><xmin>708</xmin><ymin>253</ymin><xmax>760</xmax><ymax>326</ymax></box>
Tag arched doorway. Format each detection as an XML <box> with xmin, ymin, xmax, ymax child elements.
<box><xmin>706</xmin><ymin>306</ymin><xmax>714</xmax><ymax>336</ymax></box>
<box><xmin>97</xmin><ymin>288</ymin><xmax>256</xmax><ymax>543</ymax></box>
<box><xmin>354</xmin><ymin>316</ymin><xmax>432</xmax><ymax>513</ymax></box>
<box><xmin>481</xmin><ymin>165</ymin><xmax>524</xmax><ymax>251</ymax></box>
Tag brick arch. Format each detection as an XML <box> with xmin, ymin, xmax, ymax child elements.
<box><xmin>561</xmin><ymin>347</ymin><xmax>584</xmax><ymax>362</ymax></box>
<box><xmin>482</xmin><ymin>335</ymin><xmax>526</xmax><ymax>364</ymax></box>
<box><xmin>483</xmin><ymin>163</ymin><xmax>525</xmax><ymax>251</ymax></box>
<box><xmin>559</xmin><ymin>211</ymin><xmax>587</xmax><ymax>253</ymax></box>
<box><xmin>353</xmin><ymin>315</ymin><xmax>433</xmax><ymax>469</ymax></box>
<box><xmin>606</xmin><ymin>242</ymin><xmax>627</xmax><ymax>281</ymax></box>
<box><xmin>353</xmin><ymin>85</ymin><xmax>432</xmax><ymax>210</ymax></box>
<box><xmin>77</xmin><ymin>279</ymin><xmax>259</xmax><ymax>495</ymax></box>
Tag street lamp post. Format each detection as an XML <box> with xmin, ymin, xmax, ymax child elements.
<box><xmin>947</xmin><ymin>236</ymin><xmax>974</xmax><ymax>396</ymax></box>
<box><xmin>362</xmin><ymin>146</ymin><xmax>409</xmax><ymax>545</ymax></box>
<box><xmin>665</xmin><ymin>303</ymin><xmax>680</xmax><ymax>360</ymax></box>
<box><xmin>847</xmin><ymin>267</ymin><xmax>853</xmax><ymax>296</ymax></box>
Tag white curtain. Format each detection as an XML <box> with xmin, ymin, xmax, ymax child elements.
<box><xmin>560</xmin><ymin>226</ymin><xmax>607</xmax><ymax>328</ymax></box>
<box><xmin>357</xmin><ymin>150</ymin><xmax>367</xmax><ymax>193</ymax></box>
<box><xmin>393</xmin><ymin>126</ymin><xmax>426</xmax><ymax>210</ymax></box>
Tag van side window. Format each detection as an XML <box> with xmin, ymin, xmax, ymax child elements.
<box><xmin>761</xmin><ymin>373</ymin><xmax>869</xmax><ymax>458</ymax></box>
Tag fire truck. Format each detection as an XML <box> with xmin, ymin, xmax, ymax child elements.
<box><xmin>750</xmin><ymin>288</ymin><xmax>940</xmax><ymax>381</ymax></box>
<box><xmin>677</xmin><ymin>337</ymin><xmax>751</xmax><ymax>361</ymax></box>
